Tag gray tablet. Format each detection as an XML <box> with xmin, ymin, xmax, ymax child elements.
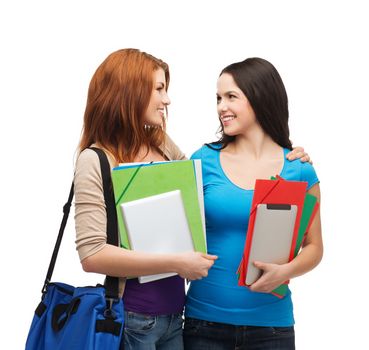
<box><xmin>246</xmin><ymin>203</ymin><xmax>297</xmax><ymax>286</ymax></box>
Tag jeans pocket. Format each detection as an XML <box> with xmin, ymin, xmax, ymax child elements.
<box><xmin>124</xmin><ymin>311</ymin><xmax>157</xmax><ymax>332</ymax></box>
<box><xmin>271</xmin><ymin>326</ymin><xmax>295</xmax><ymax>337</ymax></box>
<box><xmin>174</xmin><ymin>314</ymin><xmax>184</xmax><ymax>328</ymax></box>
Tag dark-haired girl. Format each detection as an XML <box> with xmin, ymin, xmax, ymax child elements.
<box><xmin>184</xmin><ymin>58</ymin><xmax>323</xmax><ymax>350</ymax></box>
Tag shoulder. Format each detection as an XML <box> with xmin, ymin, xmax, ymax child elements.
<box><xmin>75</xmin><ymin>148</ymin><xmax>101</xmax><ymax>174</ymax></box>
<box><xmin>163</xmin><ymin>134</ymin><xmax>187</xmax><ymax>160</ymax></box>
<box><xmin>74</xmin><ymin>148</ymin><xmax>102</xmax><ymax>187</ymax></box>
<box><xmin>76</xmin><ymin>148</ymin><xmax>100</xmax><ymax>170</ymax></box>
<box><xmin>190</xmin><ymin>143</ymin><xmax>221</xmax><ymax>160</ymax></box>
<box><xmin>76</xmin><ymin>148</ymin><xmax>100</xmax><ymax>165</ymax></box>
<box><xmin>300</xmin><ymin>161</ymin><xmax>319</xmax><ymax>189</ymax></box>
<box><xmin>284</xmin><ymin>151</ymin><xmax>319</xmax><ymax>190</ymax></box>
<box><xmin>76</xmin><ymin>147</ymin><xmax>116</xmax><ymax>172</ymax></box>
<box><xmin>190</xmin><ymin>146</ymin><xmax>204</xmax><ymax>160</ymax></box>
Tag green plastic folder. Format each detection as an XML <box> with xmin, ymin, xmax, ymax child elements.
<box><xmin>272</xmin><ymin>183</ymin><xmax>318</xmax><ymax>297</ymax></box>
<box><xmin>111</xmin><ymin>160</ymin><xmax>206</xmax><ymax>253</ymax></box>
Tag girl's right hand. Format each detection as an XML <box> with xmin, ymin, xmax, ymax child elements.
<box><xmin>176</xmin><ymin>251</ymin><xmax>218</xmax><ymax>280</ymax></box>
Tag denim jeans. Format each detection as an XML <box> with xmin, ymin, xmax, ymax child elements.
<box><xmin>123</xmin><ymin>311</ymin><xmax>184</xmax><ymax>350</ymax></box>
<box><xmin>183</xmin><ymin>317</ymin><xmax>295</xmax><ymax>350</ymax></box>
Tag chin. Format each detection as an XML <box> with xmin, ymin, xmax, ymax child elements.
<box><xmin>223</xmin><ymin>129</ymin><xmax>238</xmax><ymax>137</ymax></box>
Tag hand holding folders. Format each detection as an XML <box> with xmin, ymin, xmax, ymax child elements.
<box><xmin>111</xmin><ymin>159</ymin><xmax>207</xmax><ymax>283</ymax></box>
<box><xmin>237</xmin><ymin>176</ymin><xmax>319</xmax><ymax>297</ymax></box>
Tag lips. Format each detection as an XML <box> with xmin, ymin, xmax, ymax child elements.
<box><xmin>221</xmin><ymin>115</ymin><xmax>236</xmax><ymax>123</ymax></box>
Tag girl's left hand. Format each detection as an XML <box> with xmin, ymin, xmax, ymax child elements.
<box><xmin>249</xmin><ymin>261</ymin><xmax>290</xmax><ymax>293</ymax></box>
<box><xmin>286</xmin><ymin>146</ymin><xmax>312</xmax><ymax>164</ymax></box>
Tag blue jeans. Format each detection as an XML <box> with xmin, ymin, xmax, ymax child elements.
<box><xmin>183</xmin><ymin>317</ymin><xmax>295</xmax><ymax>350</ymax></box>
<box><xmin>123</xmin><ymin>311</ymin><xmax>184</xmax><ymax>350</ymax></box>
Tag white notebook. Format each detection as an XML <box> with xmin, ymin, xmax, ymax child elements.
<box><xmin>120</xmin><ymin>190</ymin><xmax>194</xmax><ymax>283</ymax></box>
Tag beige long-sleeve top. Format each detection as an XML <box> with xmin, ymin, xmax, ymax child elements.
<box><xmin>74</xmin><ymin>135</ymin><xmax>186</xmax><ymax>296</ymax></box>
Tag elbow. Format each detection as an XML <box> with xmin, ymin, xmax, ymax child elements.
<box><xmin>81</xmin><ymin>255</ymin><xmax>99</xmax><ymax>273</ymax></box>
<box><xmin>314</xmin><ymin>245</ymin><xmax>324</xmax><ymax>267</ymax></box>
<box><xmin>318</xmin><ymin>246</ymin><xmax>324</xmax><ymax>264</ymax></box>
<box><xmin>79</xmin><ymin>243</ymin><xmax>107</xmax><ymax>273</ymax></box>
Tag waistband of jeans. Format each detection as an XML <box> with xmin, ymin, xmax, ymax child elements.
<box><xmin>125</xmin><ymin>310</ymin><xmax>183</xmax><ymax>318</ymax></box>
<box><xmin>185</xmin><ymin>317</ymin><xmax>293</xmax><ymax>330</ymax></box>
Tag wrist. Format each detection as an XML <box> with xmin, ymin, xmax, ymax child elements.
<box><xmin>165</xmin><ymin>253</ymin><xmax>182</xmax><ymax>274</ymax></box>
<box><xmin>282</xmin><ymin>262</ymin><xmax>294</xmax><ymax>280</ymax></box>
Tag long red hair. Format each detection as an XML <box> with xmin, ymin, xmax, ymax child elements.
<box><xmin>79</xmin><ymin>48</ymin><xmax>170</xmax><ymax>162</ymax></box>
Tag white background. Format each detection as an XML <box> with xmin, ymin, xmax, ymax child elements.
<box><xmin>1</xmin><ymin>1</ymin><xmax>368</xmax><ymax>349</ymax></box>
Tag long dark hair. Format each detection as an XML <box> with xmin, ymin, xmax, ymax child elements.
<box><xmin>209</xmin><ymin>57</ymin><xmax>292</xmax><ymax>150</ymax></box>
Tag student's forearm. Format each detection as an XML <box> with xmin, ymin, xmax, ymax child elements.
<box><xmin>81</xmin><ymin>244</ymin><xmax>217</xmax><ymax>280</ymax></box>
<box><xmin>285</xmin><ymin>183</ymin><xmax>323</xmax><ymax>280</ymax></box>
<box><xmin>284</xmin><ymin>242</ymin><xmax>323</xmax><ymax>280</ymax></box>
<box><xmin>81</xmin><ymin>244</ymin><xmax>181</xmax><ymax>277</ymax></box>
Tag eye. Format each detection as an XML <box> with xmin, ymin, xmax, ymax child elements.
<box><xmin>216</xmin><ymin>95</ymin><xmax>221</xmax><ymax>104</ymax></box>
<box><xmin>229</xmin><ymin>94</ymin><xmax>237</xmax><ymax>99</ymax></box>
<box><xmin>156</xmin><ymin>84</ymin><xmax>165</xmax><ymax>92</ymax></box>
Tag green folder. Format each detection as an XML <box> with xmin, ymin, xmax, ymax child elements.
<box><xmin>271</xmin><ymin>179</ymin><xmax>318</xmax><ymax>297</ymax></box>
<box><xmin>111</xmin><ymin>160</ymin><xmax>206</xmax><ymax>253</ymax></box>
<box><xmin>293</xmin><ymin>193</ymin><xmax>318</xmax><ymax>256</ymax></box>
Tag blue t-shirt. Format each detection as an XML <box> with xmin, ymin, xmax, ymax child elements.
<box><xmin>185</xmin><ymin>144</ymin><xmax>319</xmax><ymax>326</ymax></box>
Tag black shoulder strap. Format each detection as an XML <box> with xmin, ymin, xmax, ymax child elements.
<box><xmin>42</xmin><ymin>183</ymin><xmax>74</xmax><ymax>294</ymax></box>
<box><xmin>42</xmin><ymin>148</ymin><xmax>120</xmax><ymax>300</ymax></box>
<box><xmin>89</xmin><ymin>147</ymin><xmax>120</xmax><ymax>299</ymax></box>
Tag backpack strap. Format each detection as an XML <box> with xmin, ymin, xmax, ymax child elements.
<box><xmin>42</xmin><ymin>148</ymin><xmax>120</xmax><ymax>300</ymax></box>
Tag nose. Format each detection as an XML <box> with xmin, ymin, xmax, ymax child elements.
<box><xmin>162</xmin><ymin>91</ymin><xmax>171</xmax><ymax>106</ymax></box>
<box><xmin>217</xmin><ymin>99</ymin><xmax>228</xmax><ymax>112</ymax></box>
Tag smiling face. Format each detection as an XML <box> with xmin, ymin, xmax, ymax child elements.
<box><xmin>216</xmin><ymin>73</ymin><xmax>257</xmax><ymax>136</ymax></box>
<box><xmin>143</xmin><ymin>68</ymin><xmax>170</xmax><ymax>126</ymax></box>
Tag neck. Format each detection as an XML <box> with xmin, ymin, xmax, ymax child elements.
<box><xmin>227</xmin><ymin>127</ymin><xmax>280</xmax><ymax>160</ymax></box>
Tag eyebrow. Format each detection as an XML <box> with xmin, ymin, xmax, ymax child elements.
<box><xmin>216</xmin><ymin>90</ymin><xmax>240</xmax><ymax>96</ymax></box>
<box><xmin>226</xmin><ymin>90</ymin><xmax>239</xmax><ymax>95</ymax></box>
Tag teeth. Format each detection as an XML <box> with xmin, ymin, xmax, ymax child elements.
<box><xmin>222</xmin><ymin>116</ymin><xmax>235</xmax><ymax>122</ymax></box>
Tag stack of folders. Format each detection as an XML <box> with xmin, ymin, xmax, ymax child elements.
<box><xmin>111</xmin><ymin>159</ymin><xmax>206</xmax><ymax>283</ymax></box>
<box><xmin>237</xmin><ymin>175</ymin><xmax>319</xmax><ymax>298</ymax></box>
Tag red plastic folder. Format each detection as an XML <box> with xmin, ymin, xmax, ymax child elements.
<box><xmin>238</xmin><ymin>178</ymin><xmax>308</xmax><ymax>288</ymax></box>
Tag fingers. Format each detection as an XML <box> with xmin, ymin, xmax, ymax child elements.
<box><xmin>249</xmin><ymin>281</ymin><xmax>268</xmax><ymax>293</ymax></box>
<box><xmin>202</xmin><ymin>253</ymin><xmax>218</xmax><ymax>260</ymax></box>
<box><xmin>249</xmin><ymin>273</ymin><xmax>266</xmax><ymax>292</ymax></box>
<box><xmin>286</xmin><ymin>150</ymin><xmax>303</xmax><ymax>160</ymax></box>
<box><xmin>253</xmin><ymin>261</ymin><xmax>267</xmax><ymax>270</ymax></box>
<box><xmin>302</xmin><ymin>155</ymin><xmax>313</xmax><ymax>164</ymax></box>
<box><xmin>195</xmin><ymin>254</ymin><xmax>217</xmax><ymax>278</ymax></box>
<box><xmin>287</xmin><ymin>146</ymin><xmax>313</xmax><ymax>164</ymax></box>
<box><xmin>179</xmin><ymin>252</ymin><xmax>218</xmax><ymax>280</ymax></box>
<box><xmin>249</xmin><ymin>281</ymin><xmax>260</xmax><ymax>292</ymax></box>
<box><xmin>286</xmin><ymin>150</ymin><xmax>312</xmax><ymax>164</ymax></box>
<box><xmin>292</xmin><ymin>146</ymin><xmax>304</xmax><ymax>152</ymax></box>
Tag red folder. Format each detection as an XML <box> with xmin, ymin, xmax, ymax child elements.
<box><xmin>238</xmin><ymin>178</ymin><xmax>307</xmax><ymax>287</ymax></box>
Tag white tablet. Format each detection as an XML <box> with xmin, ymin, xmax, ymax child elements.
<box><xmin>246</xmin><ymin>203</ymin><xmax>297</xmax><ymax>286</ymax></box>
<box><xmin>120</xmin><ymin>190</ymin><xmax>194</xmax><ymax>283</ymax></box>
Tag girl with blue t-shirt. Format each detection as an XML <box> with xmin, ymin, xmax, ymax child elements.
<box><xmin>184</xmin><ymin>58</ymin><xmax>323</xmax><ymax>350</ymax></box>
